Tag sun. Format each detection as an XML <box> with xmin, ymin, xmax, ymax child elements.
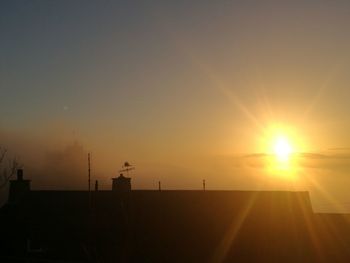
<box><xmin>258</xmin><ymin>123</ymin><xmax>307</xmax><ymax>175</ymax></box>
<box><xmin>273</xmin><ymin>136</ymin><xmax>292</xmax><ymax>162</ymax></box>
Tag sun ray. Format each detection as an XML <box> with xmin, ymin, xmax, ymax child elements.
<box><xmin>211</xmin><ymin>192</ymin><xmax>259</xmax><ymax>262</ymax></box>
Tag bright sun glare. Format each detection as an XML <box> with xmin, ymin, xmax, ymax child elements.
<box><xmin>260</xmin><ymin>124</ymin><xmax>305</xmax><ymax>177</ymax></box>
<box><xmin>273</xmin><ymin>136</ymin><xmax>292</xmax><ymax>162</ymax></box>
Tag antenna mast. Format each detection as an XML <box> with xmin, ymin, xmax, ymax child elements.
<box><xmin>119</xmin><ymin>161</ymin><xmax>135</xmax><ymax>176</ymax></box>
<box><xmin>88</xmin><ymin>153</ymin><xmax>91</xmax><ymax>192</ymax></box>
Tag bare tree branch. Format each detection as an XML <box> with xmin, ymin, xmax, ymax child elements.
<box><xmin>0</xmin><ymin>148</ymin><xmax>22</xmax><ymax>189</ymax></box>
<box><xmin>0</xmin><ymin>148</ymin><xmax>7</xmax><ymax>164</ymax></box>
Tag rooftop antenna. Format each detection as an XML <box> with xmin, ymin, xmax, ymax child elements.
<box><xmin>88</xmin><ymin>153</ymin><xmax>93</xmax><ymax>212</ymax></box>
<box><xmin>119</xmin><ymin>161</ymin><xmax>135</xmax><ymax>177</ymax></box>
<box><xmin>88</xmin><ymin>153</ymin><xmax>91</xmax><ymax>192</ymax></box>
<box><xmin>95</xmin><ymin>180</ymin><xmax>99</xmax><ymax>191</ymax></box>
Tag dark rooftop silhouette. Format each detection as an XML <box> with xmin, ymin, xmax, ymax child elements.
<box><xmin>1</xmin><ymin>169</ymin><xmax>350</xmax><ymax>262</ymax></box>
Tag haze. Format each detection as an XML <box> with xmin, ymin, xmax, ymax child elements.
<box><xmin>2</xmin><ymin>1</ymin><xmax>350</xmax><ymax>212</ymax></box>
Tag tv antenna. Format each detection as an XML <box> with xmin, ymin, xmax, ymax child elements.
<box><xmin>88</xmin><ymin>153</ymin><xmax>91</xmax><ymax>192</ymax></box>
<box><xmin>119</xmin><ymin>161</ymin><xmax>135</xmax><ymax>177</ymax></box>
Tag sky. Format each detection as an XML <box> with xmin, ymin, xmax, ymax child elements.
<box><xmin>2</xmin><ymin>1</ymin><xmax>350</xmax><ymax>211</ymax></box>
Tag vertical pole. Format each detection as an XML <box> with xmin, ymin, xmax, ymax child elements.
<box><xmin>203</xmin><ymin>179</ymin><xmax>206</xmax><ymax>191</ymax></box>
<box><xmin>95</xmin><ymin>180</ymin><xmax>98</xmax><ymax>191</ymax></box>
<box><xmin>88</xmin><ymin>153</ymin><xmax>91</xmax><ymax>192</ymax></box>
<box><xmin>87</xmin><ymin>153</ymin><xmax>91</xmax><ymax>252</ymax></box>
<box><xmin>88</xmin><ymin>153</ymin><xmax>92</xmax><ymax>212</ymax></box>
<box><xmin>158</xmin><ymin>181</ymin><xmax>161</xmax><ymax>191</ymax></box>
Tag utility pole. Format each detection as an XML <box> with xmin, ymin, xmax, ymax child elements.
<box><xmin>158</xmin><ymin>181</ymin><xmax>161</xmax><ymax>191</ymax></box>
<box><xmin>203</xmin><ymin>179</ymin><xmax>206</xmax><ymax>191</ymax></box>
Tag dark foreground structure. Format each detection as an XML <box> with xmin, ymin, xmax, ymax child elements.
<box><xmin>1</xmin><ymin>171</ymin><xmax>350</xmax><ymax>262</ymax></box>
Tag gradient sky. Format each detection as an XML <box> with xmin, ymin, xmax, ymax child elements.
<box><xmin>2</xmin><ymin>1</ymin><xmax>350</xmax><ymax>211</ymax></box>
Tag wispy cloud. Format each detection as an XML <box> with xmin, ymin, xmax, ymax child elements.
<box><xmin>224</xmin><ymin>151</ymin><xmax>350</xmax><ymax>171</ymax></box>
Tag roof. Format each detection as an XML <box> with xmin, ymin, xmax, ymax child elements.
<box><xmin>1</xmin><ymin>190</ymin><xmax>350</xmax><ymax>262</ymax></box>
<box><xmin>112</xmin><ymin>174</ymin><xmax>131</xmax><ymax>181</ymax></box>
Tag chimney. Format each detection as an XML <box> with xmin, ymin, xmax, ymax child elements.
<box><xmin>8</xmin><ymin>169</ymin><xmax>31</xmax><ymax>204</ymax></box>
<box><xmin>112</xmin><ymin>174</ymin><xmax>131</xmax><ymax>193</ymax></box>
<box><xmin>17</xmin><ymin>169</ymin><xmax>23</xmax><ymax>181</ymax></box>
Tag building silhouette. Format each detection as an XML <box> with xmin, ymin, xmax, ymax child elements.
<box><xmin>112</xmin><ymin>174</ymin><xmax>131</xmax><ymax>192</ymax></box>
<box><xmin>8</xmin><ymin>169</ymin><xmax>31</xmax><ymax>204</ymax></box>
<box><xmin>2</xmin><ymin>169</ymin><xmax>350</xmax><ymax>262</ymax></box>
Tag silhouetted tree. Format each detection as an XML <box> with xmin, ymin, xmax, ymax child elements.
<box><xmin>0</xmin><ymin>147</ymin><xmax>21</xmax><ymax>189</ymax></box>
